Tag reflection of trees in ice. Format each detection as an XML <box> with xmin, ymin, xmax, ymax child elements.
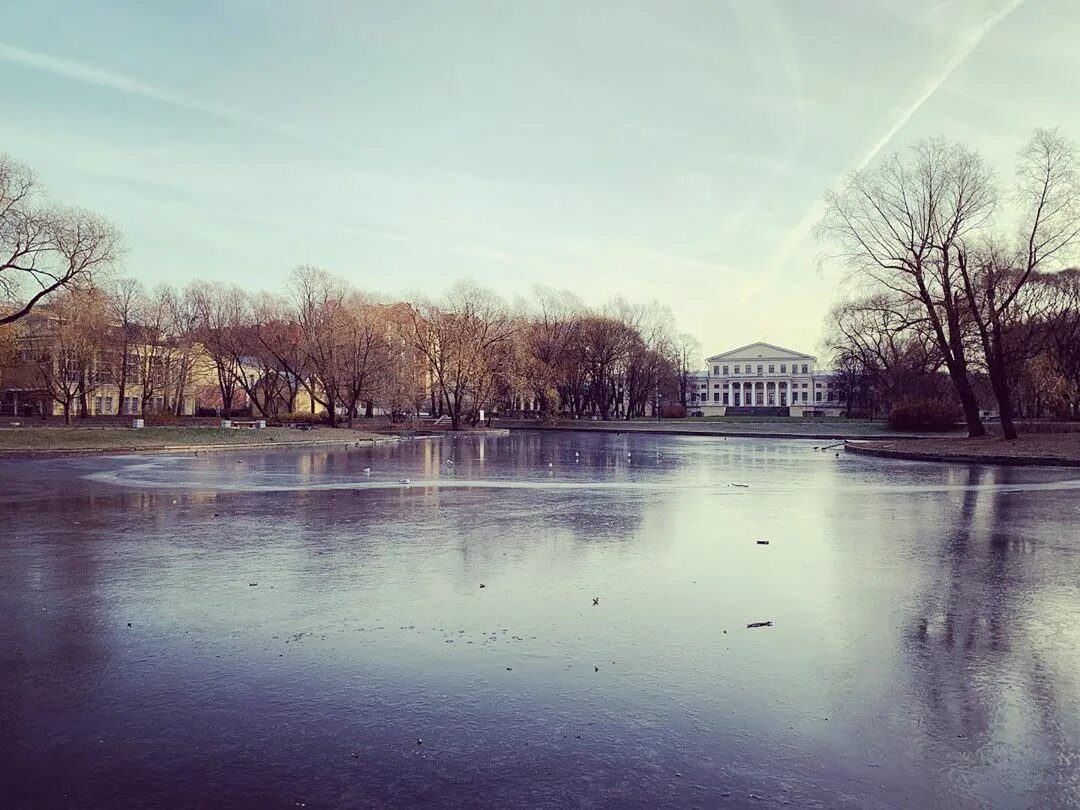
<box><xmin>905</xmin><ymin>465</ymin><xmax>1080</xmax><ymax>807</ymax></box>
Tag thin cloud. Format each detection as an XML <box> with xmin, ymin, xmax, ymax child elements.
<box><xmin>742</xmin><ymin>0</ymin><xmax>1027</xmax><ymax>304</ymax></box>
<box><xmin>0</xmin><ymin>43</ymin><xmax>338</xmax><ymax>152</ymax></box>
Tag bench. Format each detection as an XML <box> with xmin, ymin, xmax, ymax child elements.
<box><xmin>221</xmin><ymin>419</ymin><xmax>266</xmax><ymax>429</ymax></box>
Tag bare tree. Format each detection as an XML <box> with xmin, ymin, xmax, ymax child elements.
<box><xmin>329</xmin><ymin>293</ymin><xmax>393</xmax><ymax>427</ymax></box>
<box><xmin>161</xmin><ymin>285</ymin><xmax>201</xmax><ymax>415</ymax></box>
<box><xmin>820</xmin><ymin>139</ymin><xmax>995</xmax><ymax>436</ymax></box>
<box><xmin>402</xmin><ymin>282</ymin><xmax>516</xmax><ymax>430</ymax></box>
<box><xmin>578</xmin><ymin>314</ymin><xmax>635</xmax><ymax>420</ymax></box>
<box><xmin>377</xmin><ymin>302</ymin><xmax>429</xmax><ymax>422</ymax></box>
<box><xmin>250</xmin><ymin>291</ymin><xmax>308</xmax><ymax>416</ymax></box>
<box><xmin>825</xmin><ymin>292</ymin><xmax>943</xmax><ymax>415</ymax></box>
<box><xmin>131</xmin><ymin>286</ymin><xmax>174</xmax><ymax>415</ymax></box>
<box><xmin>185</xmin><ymin>281</ymin><xmax>249</xmax><ymax>417</ymax></box>
<box><xmin>1</xmin><ymin>155</ymin><xmax>120</xmax><ymax>326</ymax></box>
<box><xmin>1040</xmin><ymin>268</ymin><xmax>1080</xmax><ymax>416</ymax></box>
<box><xmin>517</xmin><ymin>286</ymin><xmax>585</xmax><ymax>418</ymax></box>
<box><xmin>104</xmin><ymin>278</ymin><xmax>143</xmax><ymax>415</ymax></box>
<box><xmin>956</xmin><ymin>129</ymin><xmax>1080</xmax><ymax>438</ymax></box>
<box><xmin>290</xmin><ymin>266</ymin><xmax>350</xmax><ymax>425</ymax></box>
<box><xmin>24</xmin><ymin>289</ymin><xmax>105</xmax><ymax>422</ymax></box>
<box><xmin>672</xmin><ymin>332</ymin><xmax>701</xmax><ymax>408</ymax></box>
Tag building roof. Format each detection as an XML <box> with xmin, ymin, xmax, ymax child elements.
<box><xmin>705</xmin><ymin>341</ymin><xmax>815</xmax><ymax>363</ymax></box>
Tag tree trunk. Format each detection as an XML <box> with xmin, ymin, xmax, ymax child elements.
<box><xmin>63</xmin><ymin>401</ymin><xmax>70</xmax><ymax>425</ymax></box>
<box><xmin>78</xmin><ymin>374</ymin><xmax>89</xmax><ymax>419</ymax></box>
<box><xmin>365</xmin><ymin>400</ymin><xmax>373</xmax><ymax>418</ymax></box>
<box><xmin>987</xmin><ymin>322</ymin><xmax>1017</xmax><ymax>440</ymax></box>
<box><xmin>117</xmin><ymin>354</ymin><xmax>127</xmax><ymax>417</ymax></box>
<box><xmin>988</xmin><ymin>366</ymin><xmax>1018</xmax><ymax>439</ymax></box>
<box><xmin>951</xmin><ymin>370</ymin><xmax>985</xmax><ymax>437</ymax></box>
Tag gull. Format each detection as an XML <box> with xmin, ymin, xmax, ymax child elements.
<box><xmin>362</xmin><ymin>467</ymin><xmax>371</xmax><ymax>474</ymax></box>
<box><xmin>399</xmin><ymin>478</ymin><xmax>411</xmax><ymax>485</ymax></box>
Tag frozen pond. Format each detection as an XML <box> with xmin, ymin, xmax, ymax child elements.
<box><xmin>3</xmin><ymin>432</ymin><xmax>1080</xmax><ymax>808</ymax></box>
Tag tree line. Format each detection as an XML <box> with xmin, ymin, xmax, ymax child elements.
<box><xmin>3</xmin><ymin>267</ymin><xmax>699</xmax><ymax>428</ymax></box>
<box><xmin>820</xmin><ymin>128</ymin><xmax>1080</xmax><ymax>438</ymax></box>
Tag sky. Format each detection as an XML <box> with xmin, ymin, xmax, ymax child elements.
<box><xmin>2</xmin><ymin>0</ymin><xmax>1077</xmax><ymax>362</ymax></box>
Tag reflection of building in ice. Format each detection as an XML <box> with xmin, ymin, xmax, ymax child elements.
<box><xmin>687</xmin><ymin>342</ymin><xmax>845</xmax><ymax>417</ymax></box>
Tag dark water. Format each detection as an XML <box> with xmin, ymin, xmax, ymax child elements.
<box><xmin>2</xmin><ymin>432</ymin><xmax>1080</xmax><ymax>809</ymax></box>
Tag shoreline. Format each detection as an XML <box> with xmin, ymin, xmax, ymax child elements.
<box><xmin>0</xmin><ymin>435</ymin><xmax>402</xmax><ymax>459</ymax></box>
<box><xmin>0</xmin><ymin>427</ymin><xmax>511</xmax><ymax>459</ymax></box>
<box><xmin>846</xmin><ymin>437</ymin><xmax>1080</xmax><ymax>469</ymax></box>
<box><xmin>495</xmin><ymin>419</ymin><xmax>933</xmax><ymax>441</ymax></box>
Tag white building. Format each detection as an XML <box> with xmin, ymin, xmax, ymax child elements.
<box><xmin>686</xmin><ymin>341</ymin><xmax>845</xmax><ymax>417</ymax></box>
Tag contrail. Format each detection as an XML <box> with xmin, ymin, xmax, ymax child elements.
<box><xmin>742</xmin><ymin>0</ymin><xmax>1027</xmax><ymax>303</ymax></box>
<box><xmin>0</xmin><ymin>43</ymin><xmax>341</xmax><ymax>153</ymax></box>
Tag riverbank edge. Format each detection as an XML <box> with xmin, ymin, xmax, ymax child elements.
<box><xmin>0</xmin><ymin>427</ymin><xmax>512</xmax><ymax>459</ymax></box>
<box><xmin>0</xmin><ymin>436</ymin><xmax>399</xmax><ymax>459</ymax></box>
<box><xmin>495</xmin><ymin>420</ymin><xmax>929</xmax><ymax>441</ymax></box>
<box><xmin>845</xmin><ymin>440</ymin><xmax>1080</xmax><ymax>469</ymax></box>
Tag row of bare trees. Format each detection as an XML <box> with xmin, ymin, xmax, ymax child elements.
<box><xmin>820</xmin><ymin>129</ymin><xmax>1080</xmax><ymax>437</ymax></box>
<box><xmin>6</xmin><ymin>264</ymin><xmax>694</xmax><ymax>428</ymax></box>
<box><xmin>505</xmin><ymin>287</ymin><xmax>697</xmax><ymax>422</ymax></box>
<box><xmin>10</xmin><ymin>283</ymin><xmax>208</xmax><ymax>422</ymax></box>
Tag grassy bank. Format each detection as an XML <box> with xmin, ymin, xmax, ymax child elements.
<box><xmin>0</xmin><ymin>425</ymin><xmax>392</xmax><ymax>456</ymax></box>
<box><xmin>847</xmin><ymin>434</ymin><xmax>1080</xmax><ymax>468</ymax></box>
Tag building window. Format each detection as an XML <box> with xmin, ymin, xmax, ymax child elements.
<box><xmin>768</xmin><ymin>364</ymin><xmax>775</xmax><ymax>373</ymax></box>
<box><xmin>713</xmin><ymin>365</ymin><xmax>719</xmax><ymax>375</ymax></box>
<box><xmin>757</xmin><ymin>364</ymin><xmax>763</xmax><ymax>375</ymax></box>
<box><xmin>802</xmin><ymin>392</ymin><xmax>808</xmax><ymax>402</ymax></box>
<box><xmin>722</xmin><ymin>365</ymin><xmax>729</xmax><ymax>375</ymax></box>
<box><xmin>816</xmin><ymin>391</ymin><xmax>823</xmax><ymax>402</ymax></box>
<box><xmin>734</xmin><ymin>365</ymin><xmax>740</xmax><ymax>374</ymax></box>
<box><xmin>93</xmin><ymin>396</ymin><xmax>103</xmax><ymax>415</ymax></box>
<box><xmin>713</xmin><ymin>393</ymin><xmax>720</xmax><ymax>402</ymax></box>
<box><xmin>104</xmin><ymin>396</ymin><xmax>113</xmax><ymax>415</ymax></box>
<box><xmin>780</xmin><ymin>364</ymin><xmax>787</xmax><ymax>373</ymax></box>
<box><xmin>801</xmin><ymin>364</ymin><xmax>809</xmax><ymax>374</ymax></box>
<box><xmin>723</xmin><ymin>393</ymin><xmax>729</xmax><ymax>405</ymax></box>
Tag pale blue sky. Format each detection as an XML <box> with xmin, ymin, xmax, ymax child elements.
<box><xmin>1</xmin><ymin>0</ymin><xmax>1074</xmax><ymax>358</ymax></box>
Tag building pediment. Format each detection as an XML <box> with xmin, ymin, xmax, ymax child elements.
<box><xmin>706</xmin><ymin>342</ymin><xmax>814</xmax><ymax>363</ymax></box>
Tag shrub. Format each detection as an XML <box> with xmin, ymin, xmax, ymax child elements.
<box><xmin>145</xmin><ymin>412</ymin><xmax>183</xmax><ymax>426</ymax></box>
<box><xmin>660</xmin><ymin>403</ymin><xmax>687</xmax><ymax>418</ymax></box>
<box><xmin>283</xmin><ymin>411</ymin><xmax>328</xmax><ymax>426</ymax></box>
<box><xmin>888</xmin><ymin>399</ymin><xmax>963</xmax><ymax>431</ymax></box>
